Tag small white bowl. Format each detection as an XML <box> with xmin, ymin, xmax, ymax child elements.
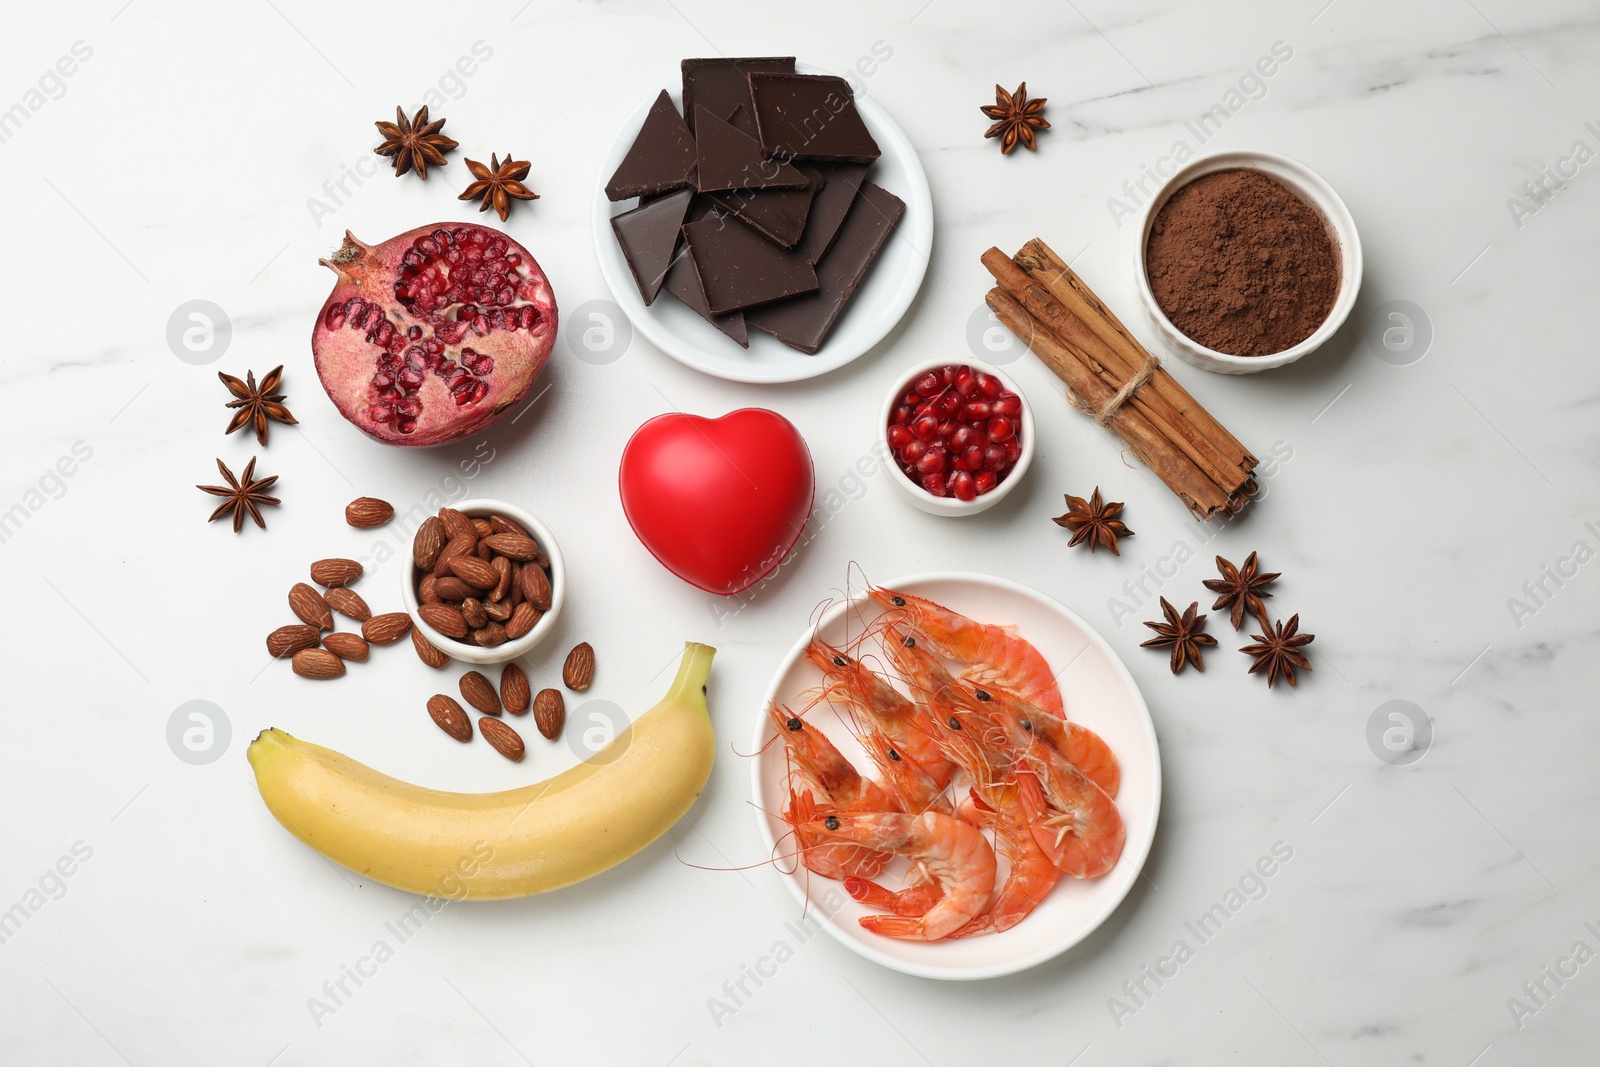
<box><xmin>878</xmin><ymin>357</ymin><xmax>1036</xmax><ymax>516</ymax></box>
<box><xmin>400</xmin><ymin>498</ymin><xmax>566</xmax><ymax>665</ymax></box>
<box><xmin>1133</xmin><ymin>150</ymin><xmax>1363</xmax><ymax>375</ymax></box>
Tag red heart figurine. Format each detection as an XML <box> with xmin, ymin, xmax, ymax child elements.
<box><xmin>619</xmin><ymin>408</ymin><xmax>815</xmax><ymax>595</ymax></box>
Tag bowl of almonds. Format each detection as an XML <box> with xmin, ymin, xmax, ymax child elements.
<box><xmin>400</xmin><ymin>498</ymin><xmax>565</xmax><ymax>665</ymax></box>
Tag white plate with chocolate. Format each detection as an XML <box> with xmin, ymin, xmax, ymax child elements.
<box><xmin>592</xmin><ymin>58</ymin><xmax>933</xmax><ymax>384</ymax></box>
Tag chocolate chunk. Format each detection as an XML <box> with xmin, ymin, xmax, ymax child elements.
<box><xmin>745</xmin><ymin>182</ymin><xmax>904</xmax><ymax>354</ymax></box>
<box><xmin>681</xmin><ymin>57</ymin><xmax>796</xmax><ymax>133</ymax></box>
<box><xmin>683</xmin><ymin>215</ymin><xmax>819</xmax><ymax>315</ymax></box>
<box><xmin>797</xmin><ymin>163</ymin><xmax>869</xmax><ymax>263</ymax></box>
<box><xmin>611</xmin><ymin>188</ymin><xmax>693</xmax><ymax>306</ymax></box>
<box><xmin>708</xmin><ymin>153</ymin><xmax>822</xmax><ymax>249</ymax></box>
<box><xmin>693</xmin><ymin>105</ymin><xmax>808</xmax><ymax>194</ymax></box>
<box><xmin>605</xmin><ymin>90</ymin><xmax>697</xmax><ymax>201</ymax></box>
<box><xmin>750</xmin><ymin>73</ymin><xmax>881</xmax><ymax>164</ymax></box>
<box><xmin>662</xmin><ymin>241</ymin><xmax>748</xmax><ymax>348</ymax></box>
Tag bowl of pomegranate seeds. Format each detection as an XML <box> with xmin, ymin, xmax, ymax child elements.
<box><xmin>881</xmin><ymin>359</ymin><xmax>1034</xmax><ymax>515</ymax></box>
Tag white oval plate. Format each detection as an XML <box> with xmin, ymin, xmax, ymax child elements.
<box><xmin>750</xmin><ymin>572</ymin><xmax>1161</xmax><ymax>980</ymax></box>
<box><xmin>592</xmin><ymin>64</ymin><xmax>933</xmax><ymax>384</ymax></box>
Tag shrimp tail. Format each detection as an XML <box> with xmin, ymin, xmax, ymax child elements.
<box><xmin>844</xmin><ymin>876</ymin><xmax>941</xmax><ymax>917</ymax></box>
<box><xmin>858</xmin><ymin>914</ymin><xmax>941</xmax><ymax>941</ymax></box>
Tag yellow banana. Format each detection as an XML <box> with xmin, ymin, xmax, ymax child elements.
<box><xmin>248</xmin><ymin>642</ymin><xmax>716</xmax><ymax>899</ymax></box>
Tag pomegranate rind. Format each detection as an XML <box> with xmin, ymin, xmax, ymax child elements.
<box><xmin>311</xmin><ymin>222</ymin><xmax>558</xmax><ymax>447</ymax></box>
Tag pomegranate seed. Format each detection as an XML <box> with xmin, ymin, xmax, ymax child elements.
<box><xmin>902</xmin><ymin>389</ymin><xmax>922</xmax><ymax>407</ymax></box>
<box><xmin>984</xmin><ymin>444</ymin><xmax>1007</xmax><ymax>470</ymax></box>
<box><xmin>369</xmin><ymin>404</ymin><xmax>394</xmax><ymax>423</ymax></box>
<box><xmin>988</xmin><ymin>416</ymin><xmax>1016</xmax><ymax>442</ymax></box>
<box><xmin>470</xmin><ymin>381</ymin><xmax>489</xmax><ymax>403</ymax></box>
<box><xmin>416</xmin><ymin>236</ymin><xmax>439</xmax><ymax>256</ymax></box>
<box><xmin>931</xmin><ymin>391</ymin><xmax>960</xmax><ymax>418</ymax></box>
<box><xmin>941</xmin><ymin>365</ymin><xmax>957</xmax><ymax>385</ymax></box>
<box><xmin>975</xmin><ymin>470</ymin><xmax>998</xmax><ymax>494</ymax></box>
<box><xmin>920</xmin><ymin>472</ymin><xmax>948</xmax><ymax>497</ymax></box>
<box><xmin>960</xmin><ymin>445</ymin><xmax>985</xmax><ymax>472</ymax></box>
<box><xmin>993</xmin><ymin>393</ymin><xmax>1023</xmax><ymax>417</ymax></box>
<box><xmin>472</xmin><ymin>314</ymin><xmax>490</xmax><ymax>336</ymax></box>
<box><xmin>937</xmin><ymin>420</ymin><xmax>957</xmax><ymax>438</ymax></box>
<box><xmin>963</xmin><ymin>400</ymin><xmax>991</xmax><ymax>421</ymax></box>
<box><xmin>891</xmin><ymin>405</ymin><xmax>914</xmax><ymax>426</ymax></box>
<box><xmin>955</xmin><ymin>367</ymin><xmax>977</xmax><ymax>396</ymax></box>
<box><xmin>399</xmin><ymin>368</ymin><xmax>424</xmax><ymax>389</ymax></box>
<box><xmin>948</xmin><ymin>426</ymin><xmax>975</xmax><ymax>451</ymax></box>
<box><xmin>951</xmin><ymin>470</ymin><xmax>977</xmax><ymax>501</ymax></box>
<box><xmin>371</xmin><ymin>373</ymin><xmax>393</xmax><ymax>390</ymax></box>
<box><xmin>901</xmin><ymin>439</ymin><xmax>927</xmax><ymax>465</ymax></box>
<box><xmin>398</xmin><ymin>396</ymin><xmax>422</xmax><ymax>417</ymax></box>
<box><xmin>431</xmin><ymin>229</ymin><xmax>451</xmax><ymax>248</ymax></box>
<box><xmin>519</xmin><ymin>305</ymin><xmax>539</xmax><ymax>330</ymax></box>
<box><xmin>888</xmin><ymin>425</ymin><xmax>914</xmax><ymax>448</ymax></box>
<box><xmin>977</xmin><ymin>373</ymin><xmax>1002</xmax><ymax>397</ymax></box>
<box><xmin>1003</xmin><ymin>440</ymin><xmax>1022</xmax><ymax>464</ymax></box>
<box><xmin>912</xmin><ymin>415</ymin><xmax>939</xmax><ymax>440</ymax></box>
<box><xmin>324</xmin><ymin>305</ymin><xmax>346</xmax><ymax>329</ymax></box>
<box><xmin>396</xmin><ymin>416</ymin><xmax>417</xmax><ymax>435</ymax></box>
<box><xmin>407</xmin><ymin>325</ymin><xmax>422</xmax><ymax>340</ymax></box>
<box><xmin>915</xmin><ymin>372</ymin><xmax>941</xmax><ymax>395</ymax></box>
<box><xmin>403</xmin><ymin>250</ymin><xmax>424</xmax><ymax>268</ymax></box>
<box><xmin>916</xmin><ymin>446</ymin><xmax>948</xmax><ymax>475</ymax></box>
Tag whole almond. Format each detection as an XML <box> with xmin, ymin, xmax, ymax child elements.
<box><xmin>310</xmin><ymin>558</ymin><xmax>363</xmax><ymax>587</ymax></box>
<box><xmin>471</xmin><ymin>518</ymin><xmax>495</xmax><ymax>538</ymax></box>
<box><xmin>433</xmin><ymin>533</ymin><xmax>478</xmax><ymax>578</ymax></box>
<box><xmin>483</xmin><ymin>533</ymin><xmax>540</xmax><ymax>561</ymax></box>
<box><xmin>501</xmin><ymin>664</ymin><xmax>531</xmax><ymax>715</ymax></box>
<box><xmin>475</xmin><ymin>539</ymin><xmax>495</xmax><ymax>561</ymax></box>
<box><xmin>460</xmin><ymin>597</ymin><xmax>488</xmax><ymax>629</ymax></box>
<box><xmin>439</xmin><ymin>507</ymin><xmax>476</xmax><ymax>541</ymax></box>
<box><xmin>483</xmin><ymin>597</ymin><xmax>512</xmax><ymax>623</ymax></box>
<box><xmin>324</xmin><ymin>587</ymin><xmax>371</xmax><ymax>622</ymax></box>
<box><xmin>460</xmin><ymin>671</ymin><xmax>502</xmax><ymax>716</ymax></box>
<box><xmin>413</xmin><ymin>516</ymin><xmax>446</xmax><ymax>570</ymax></box>
<box><xmin>521</xmin><ymin>564</ymin><xmax>553</xmax><ymax>611</ymax></box>
<box><xmin>292</xmin><ymin>648</ymin><xmax>345</xmax><ymax>680</ymax></box>
<box><xmin>507</xmin><ymin>564</ymin><xmax>524</xmax><ymax>608</ymax></box>
<box><xmin>266</xmin><ymin>624</ymin><xmax>321</xmax><ymax>659</ymax></box>
<box><xmin>473</xmin><ymin>622</ymin><xmax>508</xmax><ymax>647</ymax></box>
<box><xmin>412</xmin><ymin>626</ymin><xmax>450</xmax><ymax>669</ymax></box>
<box><xmin>505</xmin><ymin>602</ymin><xmax>541</xmax><ymax>639</ymax></box>
<box><xmin>323</xmin><ymin>632</ymin><xmax>371</xmax><ymax>662</ymax></box>
<box><xmin>427</xmin><ymin>695</ymin><xmax>472</xmax><ymax>742</ymax></box>
<box><xmin>562</xmin><ymin>642</ymin><xmax>595</xmax><ymax>692</ymax></box>
<box><xmin>532</xmin><ymin>688</ymin><xmax>565</xmax><ymax>740</ymax></box>
<box><xmin>345</xmin><ymin>497</ymin><xmax>395</xmax><ymax>528</ymax></box>
<box><xmin>448</xmin><ymin>555</ymin><xmax>498</xmax><ymax>590</ymax></box>
<box><xmin>418</xmin><ymin>604</ymin><xmax>468</xmax><ymax>639</ymax></box>
<box><xmin>489</xmin><ymin>514</ymin><xmax>529</xmax><ymax>538</ymax></box>
<box><xmin>478</xmin><ymin>716</ymin><xmax>525</xmax><ymax>761</ymax></box>
<box><xmin>490</xmin><ymin>555</ymin><xmax>512</xmax><ymax>601</ymax></box>
<box><xmin>432</xmin><ymin>577</ymin><xmax>473</xmax><ymax>601</ymax></box>
<box><xmin>418</xmin><ymin>574</ymin><xmax>441</xmax><ymax>605</ymax></box>
<box><xmin>362</xmin><ymin>612</ymin><xmax>413</xmax><ymax>644</ymax></box>
<box><xmin>289</xmin><ymin>583</ymin><xmax>334</xmax><ymax>630</ymax></box>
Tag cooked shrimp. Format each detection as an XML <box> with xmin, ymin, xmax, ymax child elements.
<box><xmin>804</xmin><ymin>640</ymin><xmax>956</xmax><ymax>788</ymax></box>
<box><xmin>881</xmin><ymin>623</ymin><xmax>1018</xmax><ymax>764</ymax></box>
<box><xmin>869</xmin><ymin>586</ymin><xmax>1064</xmax><ymax>717</ymax></box>
<box><xmin>782</xmin><ymin>788</ymin><xmax>892</xmax><ymax>882</ymax></box>
<box><xmin>1014</xmin><ymin>738</ymin><xmax>1125</xmax><ymax>878</ymax></box>
<box><xmin>948</xmin><ymin>779</ymin><xmax>1059</xmax><ymax>938</ymax></box>
<box><xmin>802</xmin><ymin>808</ymin><xmax>997</xmax><ymax>941</ymax></box>
<box><xmin>857</xmin><ymin>729</ymin><xmax>951</xmax><ymax>817</ymax></box>
<box><xmin>970</xmin><ymin>685</ymin><xmax>1119</xmax><ymax>797</ymax></box>
<box><xmin>770</xmin><ymin>706</ymin><xmax>896</xmax><ymax>880</ymax></box>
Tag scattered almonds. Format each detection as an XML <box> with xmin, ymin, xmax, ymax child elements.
<box><xmin>324</xmin><ymin>587</ymin><xmax>371</xmax><ymax>622</ymax></box>
<box><xmin>293</xmin><ymin>648</ymin><xmax>345</xmax><ymax>679</ymax></box>
<box><xmin>533</xmin><ymin>688</ymin><xmax>565</xmax><ymax>740</ymax></box>
<box><xmin>478</xmin><ymin>716</ymin><xmax>525</xmax><ymax>761</ymax></box>
<box><xmin>345</xmin><ymin>497</ymin><xmax>395</xmax><ymax>528</ymax></box>
<box><xmin>289</xmin><ymin>583</ymin><xmax>334</xmax><ymax>630</ymax></box>
<box><xmin>501</xmin><ymin>664</ymin><xmax>530</xmax><ymax>715</ymax></box>
<box><xmin>310</xmin><ymin>558</ymin><xmax>363</xmax><ymax>587</ymax></box>
<box><xmin>460</xmin><ymin>671</ymin><xmax>502</xmax><ymax>716</ymax></box>
<box><xmin>427</xmin><ymin>695</ymin><xmax>472</xmax><ymax>741</ymax></box>
<box><xmin>360</xmin><ymin>612</ymin><xmax>411</xmax><ymax>644</ymax></box>
<box><xmin>323</xmin><ymin>632</ymin><xmax>371</xmax><ymax>662</ymax></box>
<box><xmin>412</xmin><ymin>626</ymin><xmax>450</xmax><ymax>669</ymax></box>
<box><xmin>563</xmin><ymin>643</ymin><xmax>595</xmax><ymax>692</ymax></box>
<box><xmin>266</xmin><ymin>624</ymin><xmax>322</xmax><ymax>659</ymax></box>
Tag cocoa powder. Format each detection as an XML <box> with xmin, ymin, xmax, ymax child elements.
<box><xmin>1145</xmin><ymin>169</ymin><xmax>1339</xmax><ymax>357</ymax></box>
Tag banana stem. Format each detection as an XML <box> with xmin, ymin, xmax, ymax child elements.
<box><xmin>664</xmin><ymin>642</ymin><xmax>717</xmax><ymax>708</ymax></box>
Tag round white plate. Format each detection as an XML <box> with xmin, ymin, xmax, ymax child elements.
<box><xmin>592</xmin><ymin>64</ymin><xmax>934</xmax><ymax>384</ymax></box>
<box><xmin>750</xmin><ymin>572</ymin><xmax>1161</xmax><ymax>980</ymax></box>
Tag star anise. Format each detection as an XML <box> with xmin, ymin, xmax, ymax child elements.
<box><xmin>374</xmin><ymin>105</ymin><xmax>458</xmax><ymax>179</ymax></box>
<box><xmin>1203</xmin><ymin>552</ymin><xmax>1281</xmax><ymax>629</ymax></box>
<box><xmin>219</xmin><ymin>365</ymin><xmax>297</xmax><ymax>446</ymax></box>
<box><xmin>459</xmin><ymin>154</ymin><xmax>539</xmax><ymax>221</ymax></box>
<box><xmin>1240</xmin><ymin>614</ymin><xmax>1315</xmax><ymax>688</ymax></box>
<box><xmin>1140</xmin><ymin>598</ymin><xmax>1217</xmax><ymax>675</ymax></box>
<box><xmin>981</xmin><ymin>82</ymin><xmax>1050</xmax><ymax>154</ymax></box>
<box><xmin>197</xmin><ymin>457</ymin><xmax>280</xmax><ymax>533</ymax></box>
<box><xmin>1053</xmin><ymin>487</ymin><xmax>1132</xmax><ymax>554</ymax></box>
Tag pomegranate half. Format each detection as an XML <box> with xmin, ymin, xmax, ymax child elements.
<box><xmin>311</xmin><ymin>222</ymin><xmax>557</xmax><ymax>446</ymax></box>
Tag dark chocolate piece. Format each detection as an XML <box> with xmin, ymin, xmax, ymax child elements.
<box><xmin>708</xmin><ymin>153</ymin><xmax>822</xmax><ymax>249</ymax></box>
<box><xmin>750</xmin><ymin>73</ymin><xmax>881</xmax><ymax>164</ymax></box>
<box><xmin>796</xmin><ymin>162</ymin><xmax>869</xmax><ymax>263</ymax></box>
<box><xmin>745</xmin><ymin>182</ymin><xmax>904</xmax><ymax>354</ymax></box>
<box><xmin>683</xmin><ymin>215</ymin><xmax>819</xmax><ymax>315</ymax></box>
<box><xmin>724</xmin><ymin>103</ymin><xmax>761</xmax><ymax>139</ymax></box>
<box><xmin>611</xmin><ymin>188</ymin><xmax>694</xmax><ymax>306</ymax></box>
<box><xmin>605</xmin><ymin>90</ymin><xmax>697</xmax><ymax>201</ymax></box>
<box><xmin>662</xmin><ymin>242</ymin><xmax>748</xmax><ymax>348</ymax></box>
<box><xmin>693</xmin><ymin>105</ymin><xmax>808</xmax><ymax>194</ymax></box>
<box><xmin>681</xmin><ymin>57</ymin><xmax>796</xmax><ymax>133</ymax></box>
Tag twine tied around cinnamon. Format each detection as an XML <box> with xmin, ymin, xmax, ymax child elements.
<box><xmin>1065</xmin><ymin>348</ymin><xmax>1160</xmax><ymax>426</ymax></box>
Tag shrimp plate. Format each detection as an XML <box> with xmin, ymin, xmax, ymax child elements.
<box><xmin>751</xmin><ymin>572</ymin><xmax>1161</xmax><ymax>980</ymax></box>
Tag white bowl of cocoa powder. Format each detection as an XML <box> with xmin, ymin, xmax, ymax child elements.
<box><xmin>1134</xmin><ymin>151</ymin><xmax>1362</xmax><ymax>375</ymax></box>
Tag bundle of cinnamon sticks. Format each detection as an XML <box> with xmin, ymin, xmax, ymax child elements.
<box><xmin>982</xmin><ymin>239</ymin><xmax>1258</xmax><ymax>519</ymax></box>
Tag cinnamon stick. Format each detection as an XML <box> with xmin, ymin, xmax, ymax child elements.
<box><xmin>985</xmin><ymin>288</ymin><xmax>1230</xmax><ymax>517</ymax></box>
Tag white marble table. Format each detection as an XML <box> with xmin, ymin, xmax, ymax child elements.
<box><xmin>4</xmin><ymin>1</ymin><xmax>1598</xmax><ymax>1063</ymax></box>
